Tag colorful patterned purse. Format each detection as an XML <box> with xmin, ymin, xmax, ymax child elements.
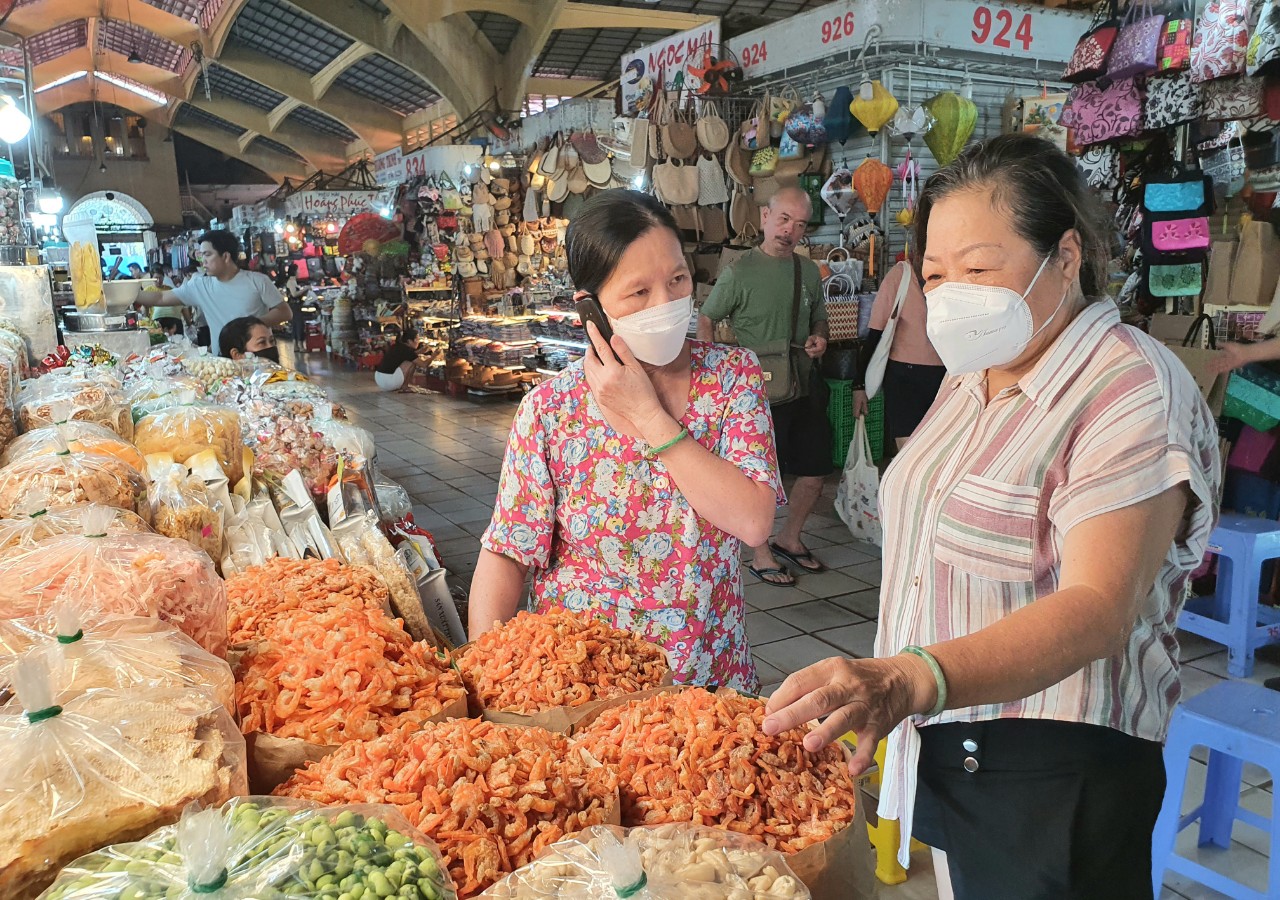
<box><xmin>1108</xmin><ymin>0</ymin><xmax>1166</xmax><ymax>79</ymax></box>
<box><xmin>1064</xmin><ymin>1</ymin><xmax>1122</xmax><ymax>83</ymax></box>
<box><xmin>1158</xmin><ymin>14</ymin><xmax>1194</xmax><ymax>72</ymax></box>
<box><xmin>1248</xmin><ymin>0</ymin><xmax>1280</xmax><ymax>76</ymax></box>
<box><xmin>1064</xmin><ymin>78</ymin><xmax>1145</xmax><ymax>147</ymax></box>
<box><xmin>1142</xmin><ymin>171</ymin><xmax>1212</xmax><ymax>214</ymax></box>
<box><xmin>1147</xmin><ymin>261</ymin><xmax>1203</xmax><ymax>296</ymax></box>
<box><xmin>1077</xmin><ymin>145</ymin><xmax>1122</xmax><ymax>191</ymax></box>
<box><xmin>1148</xmin><ymin>216</ymin><xmax>1211</xmax><ymax>255</ymax></box>
<box><xmin>1201</xmin><ymin>76</ymin><xmax>1265</xmax><ymax>120</ymax></box>
<box><xmin>1191</xmin><ymin>0</ymin><xmax>1252</xmax><ymax>82</ymax></box>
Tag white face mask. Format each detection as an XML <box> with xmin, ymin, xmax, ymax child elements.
<box><xmin>607</xmin><ymin>295</ymin><xmax>692</xmax><ymax>366</ymax></box>
<box><xmin>924</xmin><ymin>256</ymin><xmax>1069</xmax><ymax>376</ymax></box>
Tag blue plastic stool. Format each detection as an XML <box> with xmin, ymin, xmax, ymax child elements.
<box><xmin>1152</xmin><ymin>682</ymin><xmax>1280</xmax><ymax>899</ymax></box>
<box><xmin>1179</xmin><ymin>513</ymin><xmax>1280</xmax><ymax>677</ymax></box>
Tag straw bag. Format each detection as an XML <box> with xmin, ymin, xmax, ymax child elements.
<box><xmin>538</xmin><ymin>134</ymin><xmax>561</xmax><ymax>176</ymax></box>
<box><xmin>729</xmin><ymin>184</ymin><xmax>760</xmax><ymax>236</ymax></box>
<box><xmin>662</xmin><ymin>96</ymin><xmax>699</xmax><ymax>160</ymax></box>
<box><xmin>695</xmin><ymin>101</ymin><xmax>730</xmax><ymax>153</ymax></box>
<box><xmin>653</xmin><ymin>159</ymin><xmax>699</xmax><ymax>205</ymax></box>
<box><xmin>696</xmin><ymin>153</ymin><xmax>730</xmax><ymax>206</ymax></box>
<box><xmin>630</xmin><ymin>116</ymin><xmax>650</xmax><ymax>168</ymax></box>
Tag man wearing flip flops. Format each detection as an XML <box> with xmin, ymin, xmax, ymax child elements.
<box><xmin>698</xmin><ymin>187</ymin><xmax>831</xmax><ymax>587</ymax></box>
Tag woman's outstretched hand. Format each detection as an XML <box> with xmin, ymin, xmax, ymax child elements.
<box><xmin>762</xmin><ymin>655</ymin><xmax>936</xmax><ymax>776</ymax></box>
<box><xmin>583</xmin><ymin>320</ymin><xmax>666</xmax><ymax>434</ymax></box>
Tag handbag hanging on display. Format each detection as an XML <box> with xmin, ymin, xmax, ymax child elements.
<box><xmin>1201</xmin><ymin>75</ymin><xmax>1265</xmax><ymax>119</ymax></box>
<box><xmin>1249</xmin><ymin>0</ymin><xmax>1280</xmax><ymax>76</ymax></box>
<box><xmin>1191</xmin><ymin>0</ymin><xmax>1253</xmax><ymax>82</ymax></box>
<box><xmin>1147</xmin><ymin>261</ymin><xmax>1204</xmax><ymax>296</ymax></box>
<box><xmin>653</xmin><ymin>158</ymin><xmax>700</xmax><ymax>206</ymax></box>
<box><xmin>695</xmin><ymin>153</ymin><xmax>730</xmax><ymax>206</ymax></box>
<box><xmin>662</xmin><ymin>97</ymin><xmax>699</xmax><ymax>160</ymax></box>
<box><xmin>1143</xmin><ymin>70</ymin><xmax>1202</xmax><ymax>129</ymax></box>
<box><xmin>694</xmin><ymin>100</ymin><xmax>731</xmax><ymax>153</ymax></box>
<box><xmin>1064</xmin><ymin>0</ymin><xmax>1121</xmax><ymax>82</ymax></box>
<box><xmin>1142</xmin><ymin>169</ymin><xmax>1213</xmax><ymax>215</ymax></box>
<box><xmin>1158</xmin><ymin>8</ymin><xmax>1194</xmax><ymax>72</ymax></box>
<box><xmin>750</xmin><ymin>146</ymin><xmax>779</xmax><ymax>176</ymax></box>
<box><xmin>1077</xmin><ymin>145</ymin><xmax>1122</xmax><ymax>191</ymax></box>
<box><xmin>1063</xmin><ymin>77</ymin><xmax>1145</xmax><ymax>147</ymax></box>
<box><xmin>1107</xmin><ymin>0</ymin><xmax>1166</xmax><ymax>79</ymax></box>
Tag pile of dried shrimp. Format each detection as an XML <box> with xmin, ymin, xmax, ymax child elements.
<box><xmin>573</xmin><ymin>688</ymin><xmax>857</xmax><ymax>854</ymax></box>
<box><xmin>275</xmin><ymin>718</ymin><xmax>620</xmax><ymax>898</ymax></box>
<box><xmin>458</xmin><ymin>610</ymin><xmax>668</xmax><ymax>714</ymax></box>
<box><xmin>235</xmin><ymin>602</ymin><xmax>465</xmax><ymax>744</ymax></box>
<box><xmin>226</xmin><ymin>557</ymin><xmax>389</xmax><ymax>644</ymax></box>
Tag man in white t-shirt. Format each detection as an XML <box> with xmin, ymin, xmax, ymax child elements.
<box><xmin>170</xmin><ymin>230</ymin><xmax>291</xmax><ymax>352</ymax></box>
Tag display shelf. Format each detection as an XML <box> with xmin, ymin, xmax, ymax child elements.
<box><xmin>537</xmin><ymin>337</ymin><xmax>588</xmax><ymax>349</ymax></box>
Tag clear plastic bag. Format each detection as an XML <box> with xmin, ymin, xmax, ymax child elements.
<box><xmin>149</xmin><ymin>459</ymin><xmax>223</xmax><ymax>562</ymax></box>
<box><xmin>126</xmin><ymin>369</ymin><xmax>206</xmax><ymax>423</ymax></box>
<box><xmin>0</xmin><ymin>607</ymin><xmax>233</xmax><ymax>710</ymax></box>
<box><xmin>250</xmin><ymin>416</ymin><xmax>337</xmax><ymax>498</ymax></box>
<box><xmin>0</xmin><ymin>502</ymin><xmax>150</xmax><ymax>556</ymax></box>
<box><xmin>134</xmin><ymin>394</ymin><xmax>244</xmax><ymax>484</ymax></box>
<box><xmin>331</xmin><ymin>511</ymin><xmax>432</xmax><ymax>642</ymax></box>
<box><xmin>479</xmin><ymin>825</ymin><xmax>811</xmax><ymax>900</ymax></box>
<box><xmin>38</xmin><ymin>796</ymin><xmax>458</xmax><ymax>900</ymax></box>
<box><xmin>376</xmin><ymin>477</ymin><xmax>413</xmax><ymax>523</ymax></box>
<box><xmin>0</xmin><ymin>657</ymin><xmax>246</xmax><ymax>899</ymax></box>
<box><xmin>313</xmin><ymin>402</ymin><xmax>375</xmax><ymax>461</ymax></box>
<box><xmin>179</xmin><ymin>352</ymin><xmax>239</xmax><ymax>390</ymax></box>
<box><xmin>16</xmin><ymin>374</ymin><xmax>133</xmax><ymax>439</ymax></box>
<box><xmin>3</xmin><ymin>421</ymin><xmax>147</xmax><ymax>473</ymax></box>
<box><xmin>0</xmin><ymin>507</ymin><xmax>228</xmax><ymax>655</ymax></box>
<box><xmin>0</xmin><ymin>446</ymin><xmax>148</xmax><ymax>519</ymax></box>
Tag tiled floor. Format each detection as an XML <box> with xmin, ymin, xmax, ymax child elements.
<box><xmin>301</xmin><ymin>354</ymin><xmax>1274</xmax><ymax>900</ymax></box>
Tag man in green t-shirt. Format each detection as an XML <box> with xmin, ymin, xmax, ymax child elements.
<box><xmin>697</xmin><ymin>187</ymin><xmax>830</xmax><ymax>587</ymax></box>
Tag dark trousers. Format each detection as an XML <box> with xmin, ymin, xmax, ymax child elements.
<box><xmin>913</xmin><ymin>719</ymin><xmax>1166</xmax><ymax>900</ymax></box>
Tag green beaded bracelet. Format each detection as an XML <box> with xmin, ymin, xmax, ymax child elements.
<box><xmin>902</xmin><ymin>645</ymin><xmax>948</xmax><ymax>718</ymax></box>
<box><xmin>647</xmin><ymin>426</ymin><xmax>689</xmax><ymax>457</ymax></box>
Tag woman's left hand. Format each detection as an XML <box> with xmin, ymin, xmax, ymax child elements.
<box><xmin>762</xmin><ymin>655</ymin><xmax>935</xmax><ymax>776</ymax></box>
<box><xmin>583</xmin><ymin>321</ymin><xmax>666</xmax><ymax>432</ymax></box>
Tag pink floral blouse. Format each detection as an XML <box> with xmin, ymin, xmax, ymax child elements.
<box><xmin>481</xmin><ymin>341</ymin><xmax>783</xmax><ymax>692</ymax></box>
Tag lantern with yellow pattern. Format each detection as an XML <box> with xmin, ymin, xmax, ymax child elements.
<box><xmin>849</xmin><ymin>79</ymin><xmax>899</xmax><ymax>136</ymax></box>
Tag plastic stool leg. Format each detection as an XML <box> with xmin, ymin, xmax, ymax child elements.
<box><xmin>1200</xmin><ymin>749</ymin><xmax>1244</xmax><ymax>849</ymax></box>
<box><xmin>1226</xmin><ymin>550</ymin><xmax>1261</xmax><ymax>678</ymax></box>
<box><xmin>1152</xmin><ymin>723</ymin><xmax>1192</xmax><ymax>896</ymax></box>
<box><xmin>869</xmin><ymin>817</ymin><xmax>907</xmax><ymax>885</ymax></box>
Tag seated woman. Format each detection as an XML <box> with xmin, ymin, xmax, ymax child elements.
<box><xmin>219</xmin><ymin>315</ymin><xmax>278</xmax><ymax>363</ymax></box>
<box><xmin>468</xmin><ymin>190</ymin><xmax>781</xmax><ymax>692</ymax></box>
<box><xmin>374</xmin><ymin>329</ymin><xmax>421</xmax><ymax>392</ymax></box>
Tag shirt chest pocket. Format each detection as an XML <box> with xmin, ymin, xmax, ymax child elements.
<box><xmin>934</xmin><ymin>474</ymin><xmax>1041</xmax><ymax>583</ymax></box>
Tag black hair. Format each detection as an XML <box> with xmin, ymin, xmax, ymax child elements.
<box><xmin>287</xmin><ymin>263</ymin><xmax>299</xmax><ymax>277</ymax></box>
<box><xmin>398</xmin><ymin>327</ymin><xmax>417</xmax><ymax>344</ymax></box>
<box><xmin>156</xmin><ymin>316</ymin><xmax>183</xmax><ymax>334</ymax></box>
<box><xmin>219</xmin><ymin>315</ymin><xmax>266</xmax><ymax>358</ymax></box>
<box><xmin>565</xmin><ymin>190</ymin><xmax>680</xmax><ymax>295</ymax></box>
<box><xmin>199</xmin><ymin>229</ymin><xmax>241</xmax><ymax>263</ymax></box>
<box><xmin>913</xmin><ymin>133</ymin><xmax>1111</xmax><ymax>299</ymax></box>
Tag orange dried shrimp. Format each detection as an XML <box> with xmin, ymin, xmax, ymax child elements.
<box><xmin>227</xmin><ymin>557</ymin><xmax>389</xmax><ymax>644</ymax></box>
<box><xmin>275</xmin><ymin>718</ymin><xmax>620</xmax><ymax>898</ymax></box>
<box><xmin>235</xmin><ymin>602</ymin><xmax>466</xmax><ymax>744</ymax></box>
<box><xmin>573</xmin><ymin>688</ymin><xmax>857</xmax><ymax>854</ymax></box>
<box><xmin>458</xmin><ymin>610</ymin><xmax>668</xmax><ymax>714</ymax></box>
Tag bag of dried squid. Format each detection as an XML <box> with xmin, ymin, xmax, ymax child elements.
<box><xmin>479</xmin><ymin>823</ymin><xmax>811</xmax><ymax>900</ymax></box>
<box><xmin>147</xmin><ymin>458</ymin><xmax>223</xmax><ymax>563</ymax></box>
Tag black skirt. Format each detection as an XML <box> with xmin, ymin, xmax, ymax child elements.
<box><xmin>913</xmin><ymin>719</ymin><xmax>1166</xmax><ymax>900</ymax></box>
<box><xmin>882</xmin><ymin>359</ymin><xmax>946</xmax><ymax>445</ymax></box>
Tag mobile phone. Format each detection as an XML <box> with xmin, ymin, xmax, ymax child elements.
<box><xmin>575</xmin><ymin>294</ymin><xmax>621</xmax><ymax>362</ymax></box>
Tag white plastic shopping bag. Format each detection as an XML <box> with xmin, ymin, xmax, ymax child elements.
<box><xmin>835</xmin><ymin>416</ymin><xmax>882</xmax><ymax>547</ymax></box>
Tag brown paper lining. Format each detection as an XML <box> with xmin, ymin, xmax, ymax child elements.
<box><xmin>245</xmin><ymin>693</ymin><xmax>470</xmax><ymax>793</ymax></box>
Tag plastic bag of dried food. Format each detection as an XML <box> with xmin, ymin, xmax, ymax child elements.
<box><xmin>126</xmin><ymin>368</ymin><xmax>205</xmax><ymax>423</ymax></box>
<box><xmin>0</xmin><ymin>507</ymin><xmax>227</xmax><ymax>656</ymax></box>
<box><xmin>0</xmin><ymin>606</ymin><xmax>233</xmax><ymax>711</ymax></box>
<box><xmin>332</xmin><ymin>511</ymin><xmax>432</xmax><ymax>642</ymax></box>
<box><xmin>38</xmin><ymin>796</ymin><xmax>458</xmax><ymax>900</ymax></box>
<box><xmin>313</xmin><ymin>402</ymin><xmax>376</xmax><ymax>462</ymax></box>
<box><xmin>0</xmin><ymin>443</ymin><xmax>148</xmax><ymax>519</ymax></box>
<box><xmin>16</xmin><ymin>376</ymin><xmax>132</xmax><ymax>440</ymax></box>
<box><xmin>376</xmin><ymin>477</ymin><xmax>412</xmax><ymax>524</ymax></box>
<box><xmin>480</xmin><ymin>824</ymin><xmax>811</xmax><ymax>900</ymax></box>
<box><xmin>0</xmin><ymin>656</ymin><xmax>245</xmax><ymax>900</ymax></box>
<box><xmin>3</xmin><ymin>421</ymin><xmax>146</xmax><ymax>473</ymax></box>
<box><xmin>0</xmin><ymin>322</ymin><xmax>30</xmax><ymax>381</ymax></box>
<box><xmin>0</xmin><ymin>500</ymin><xmax>149</xmax><ymax>557</ymax></box>
<box><xmin>148</xmin><ymin>459</ymin><xmax>222</xmax><ymax>563</ymax></box>
<box><xmin>134</xmin><ymin>393</ymin><xmax>244</xmax><ymax>483</ymax></box>
<box><xmin>0</xmin><ymin>340</ymin><xmax>22</xmax><ymax>410</ymax></box>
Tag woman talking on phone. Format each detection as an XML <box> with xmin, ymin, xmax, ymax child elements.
<box><xmin>469</xmin><ymin>190</ymin><xmax>781</xmax><ymax>691</ymax></box>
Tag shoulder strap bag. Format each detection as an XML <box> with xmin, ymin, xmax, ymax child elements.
<box><xmin>864</xmin><ymin>261</ymin><xmax>912</xmax><ymax>399</ymax></box>
<box><xmin>755</xmin><ymin>254</ymin><xmax>807</xmax><ymax>404</ymax></box>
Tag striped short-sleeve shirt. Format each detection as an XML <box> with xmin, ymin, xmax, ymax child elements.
<box><xmin>874</xmin><ymin>301</ymin><xmax>1221</xmax><ymax>865</ymax></box>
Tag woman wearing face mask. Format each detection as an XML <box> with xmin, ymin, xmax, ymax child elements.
<box><xmin>760</xmin><ymin>135</ymin><xmax>1220</xmax><ymax>899</ymax></box>
<box><xmin>470</xmin><ymin>190</ymin><xmax>782</xmax><ymax>691</ymax></box>
<box><xmin>219</xmin><ymin>316</ymin><xmax>279</xmax><ymax>363</ymax></box>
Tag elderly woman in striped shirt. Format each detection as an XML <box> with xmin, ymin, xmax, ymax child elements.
<box><xmin>763</xmin><ymin>134</ymin><xmax>1220</xmax><ymax>900</ymax></box>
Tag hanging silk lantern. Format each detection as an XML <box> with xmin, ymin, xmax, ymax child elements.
<box><xmin>849</xmin><ymin>79</ymin><xmax>899</xmax><ymax>136</ymax></box>
<box><xmin>923</xmin><ymin>90</ymin><xmax>978</xmax><ymax>167</ymax></box>
<box><xmin>853</xmin><ymin>157</ymin><xmax>893</xmax><ymax>216</ymax></box>
<box><xmin>826</xmin><ymin>86</ymin><xmax>855</xmax><ymax>144</ymax></box>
